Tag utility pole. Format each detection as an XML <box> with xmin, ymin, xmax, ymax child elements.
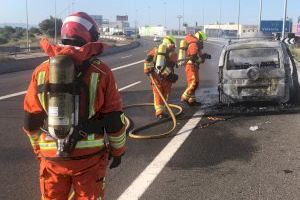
<box><xmin>54</xmin><ymin>0</ymin><xmax>57</xmax><ymax>44</ymax></box>
<box><xmin>135</xmin><ymin>9</ymin><xmax>138</xmax><ymax>35</ymax></box>
<box><xmin>258</xmin><ymin>0</ymin><xmax>263</xmax><ymax>31</ymax></box>
<box><xmin>148</xmin><ymin>6</ymin><xmax>151</xmax><ymax>25</ymax></box>
<box><xmin>177</xmin><ymin>15</ymin><xmax>183</xmax><ymax>36</ymax></box>
<box><xmin>163</xmin><ymin>2</ymin><xmax>167</xmax><ymax>28</ymax></box>
<box><xmin>218</xmin><ymin>0</ymin><xmax>222</xmax><ymax>38</ymax></box>
<box><xmin>281</xmin><ymin>0</ymin><xmax>288</xmax><ymax>40</ymax></box>
<box><xmin>202</xmin><ymin>7</ymin><xmax>205</xmax><ymax>27</ymax></box>
<box><xmin>71</xmin><ymin>0</ymin><xmax>74</xmax><ymax>13</ymax></box>
<box><xmin>237</xmin><ymin>0</ymin><xmax>240</xmax><ymax>37</ymax></box>
<box><xmin>26</xmin><ymin>0</ymin><xmax>29</xmax><ymax>51</ymax></box>
<box><xmin>182</xmin><ymin>0</ymin><xmax>185</xmax><ymax>26</ymax></box>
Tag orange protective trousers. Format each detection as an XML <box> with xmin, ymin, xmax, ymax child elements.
<box><xmin>151</xmin><ymin>74</ymin><xmax>172</xmax><ymax>116</ymax></box>
<box><xmin>40</xmin><ymin>153</ymin><xmax>108</xmax><ymax>200</ymax></box>
<box><xmin>181</xmin><ymin>63</ymin><xmax>199</xmax><ymax>103</ymax></box>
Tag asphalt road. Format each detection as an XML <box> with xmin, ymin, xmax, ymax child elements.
<box><xmin>0</xmin><ymin>39</ymin><xmax>299</xmax><ymax>200</ymax></box>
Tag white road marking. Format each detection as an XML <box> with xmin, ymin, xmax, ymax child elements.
<box><xmin>144</xmin><ymin>50</ymin><xmax>149</xmax><ymax>53</ymax></box>
<box><xmin>0</xmin><ymin>91</ymin><xmax>27</xmax><ymax>101</ymax></box>
<box><xmin>121</xmin><ymin>55</ymin><xmax>133</xmax><ymax>59</ymax></box>
<box><xmin>0</xmin><ymin>81</ymin><xmax>142</xmax><ymax>101</ymax></box>
<box><xmin>118</xmin><ymin>81</ymin><xmax>141</xmax><ymax>91</ymax></box>
<box><xmin>0</xmin><ymin>58</ymin><xmax>145</xmax><ymax>101</ymax></box>
<box><xmin>117</xmin><ymin>110</ymin><xmax>204</xmax><ymax>200</ymax></box>
<box><xmin>112</xmin><ymin>60</ymin><xmax>144</xmax><ymax>71</ymax></box>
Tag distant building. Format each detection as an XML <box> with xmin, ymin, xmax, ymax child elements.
<box><xmin>139</xmin><ymin>26</ymin><xmax>167</xmax><ymax>37</ymax></box>
<box><xmin>182</xmin><ymin>26</ymin><xmax>200</xmax><ymax>34</ymax></box>
<box><xmin>90</xmin><ymin>15</ymin><xmax>103</xmax><ymax>27</ymax></box>
<box><xmin>101</xmin><ymin>21</ymin><xmax>130</xmax><ymax>35</ymax></box>
<box><xmin>95</xmin><ymin>14</ymin><xmax>135</xmax><ymax>35</ymax></box>
<box><xmin>204</xmin><ymin>23</ymin><xmax>258</xmax><ymax>37</ymax></box>
<box><xmin>116</xmin><ymin>15</ymin><xmax>128</xmax><ymax>22</ymax></box>
<box><xmin>293</xmin><ymin>24</ymin><xmax>300</xmax><ymax>36</ymax></box>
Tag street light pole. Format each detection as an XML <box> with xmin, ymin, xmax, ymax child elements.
<box><xmin>218</xmin><ymin>0</ymin><xmax>222</xmax><ymax>38</ymax></box>
<box><xmin>26</xmin><ymin>0</ymin><xmax>29</xmax><ymax>51</ymax></box>
<box><xmin>259</xmin><ymin>0</ymin><xmax>263</xmax><ymax>31</ymax></box>
<box><xmin>177</xmin><ymin>15</ymin><xmax>183</xmax><ymax>36</ymax></box>
<box><xmin>237</xmin><ymin>0</ymin><xmax>240</xmax><ymax>37</ymax></box>
<box><xmin>281</xmin><ymin>0</ymin><xmax>288</xmax><ymax>40</ymax></box>
<box><xmin>202</xmin><ymin>6</ymin><xmax>205</xmax><ymax>27</ymax></box>
<box><xmin>148</xmin><ymin>6</ymin><xmax>151</xmax><ymax>25</ymax></box>
<box><xmin>163</xmin><ymin>2</ymin><xmax>167</xmax><ymax>28</ymax></box>
<box><xmin>182</xmin><ymin>0</ymin><xmax>185</xmax><ymax>26</ymax></box>
<box><xmin>54</xmin><ymin>0</ymin><xmax>57</xmax><ymax>43</ymax></box>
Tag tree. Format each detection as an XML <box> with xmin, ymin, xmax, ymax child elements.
<box><xmin>29</xmin><ymin>27</ymin><xmax>42</xmax><ymax>35</ymax></box>
<box><xmin>39</xmin><ymin>16</ymin><xmax>62</xmax><ymax>38</ymax></box>
<box><xmin>0</xmin><ymin>36</ymin><xmax>8</xmax><ymax>44</ymax></box>
<box><xmin>12</xmin><ymin>27</ymin><xmax>26</xmax><ymax>39</ymax></box>
<box><xmin>0</xmin><ymin>26</ymin><xmax>15</xmax><ymax>39</ymax></box>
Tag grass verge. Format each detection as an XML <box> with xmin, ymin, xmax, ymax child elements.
<box><xmin>290</xmin><ymin>47</ymin><xmax>300</xmax><ymax>61</ymax></box>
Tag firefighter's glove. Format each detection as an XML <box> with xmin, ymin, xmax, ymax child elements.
<box><xmin>144</xmin><ymin>63</ymin><xmax>154</xmax><ymax>75</ymax></box>
<box><xmin>109</xmin><ymin>156</ymin><xmax>122</xmax><ymax>169</ymax></box>
<box><xmin>202</xmin><ymin>53</ymin><xmax>211</xmax><ymax>60</ymax></box>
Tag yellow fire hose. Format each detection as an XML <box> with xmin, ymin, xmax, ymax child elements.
<box><xmin>124</xmin><ymin>74</ymin><xmax>183</xmax><ymax>139</ymax></box>
<box><xmin>68</xmin><ymin>74</ymin><xmax>182</xmax><ymax>199</ymax></box>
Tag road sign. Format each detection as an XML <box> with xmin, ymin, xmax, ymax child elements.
<box><xmin>281</xmin><ymin>37</ymin><xmax>295</xmax><ymax>45</ymax></box>
<box><xmin>260</xmin><ymin>20</ymin><xmax>293</xmax><ymax>33</ymax></box>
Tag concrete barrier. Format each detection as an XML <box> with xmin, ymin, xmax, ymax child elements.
<box><xmin>101</xmin><ymin>41</ymin><xmax>140</xmax><ymax>56</ymax></box>
<box><xmin>0</xmin><ymin>41</ymin><xmax>140</xmax><ymax>75</ymax></box>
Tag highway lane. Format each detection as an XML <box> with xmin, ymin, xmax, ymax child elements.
<box><xmin>1</xmin><ymin>38</ymin><xmax>299</xmax><ymax>200</ymax></box>
<box><xmin>0</xmin><ymin>39</ymin><xmax>148</xmax><ymax>97</ymax></box>
<box><xmin>0</xmin><ymin>38</ymin><xmax>178</xmax><ymax>199</ymax></box>
<box><xmin>0</xmin><ymin>39</ymin><xmax>152</xmax><ymax>199</ymax></box>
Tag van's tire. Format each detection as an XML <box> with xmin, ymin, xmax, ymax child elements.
<box><xmin>288</xmin><ymin>55</ymin><xmax>300</xmax><ymax>104</ymax></box>
<box><xmin>219</xmin><ymin>88</ymin><xmax>232</xmax><ymax>105</ymax></box>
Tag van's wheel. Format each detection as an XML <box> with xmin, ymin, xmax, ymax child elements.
<box><xmin>219</xmin><ymin>89</ymin><xmax>232</xmax><ymax>106</ymax></box>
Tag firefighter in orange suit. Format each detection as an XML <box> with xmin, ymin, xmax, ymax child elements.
<box><xmin>144</xmin><ymin>35</ymin><xmax>178</xmax><ymax>118</ymax></box>
<box><xmin>179</xmin><ymin>31</ymin><xmax>210</xmax><ymax>105</ymax></box>
<box><xmin>23</xmin><ymin>12</ymin><xmax>126</xmax><ymax>200</ymax></box>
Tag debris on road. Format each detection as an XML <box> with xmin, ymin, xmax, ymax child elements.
<box><xmin>249</xmin><ymin>126</ymin><xmax>259</xmax><ymax>131</ymax></box>
<box><xmin>283</xmin><ymin>169</ymin><xmax>293</xmax><ymax>174</ymax></box>
<box><xmin>207</xmin><ymin>116</ymin><xmax>226</xmax><ymax>121</ymax></box>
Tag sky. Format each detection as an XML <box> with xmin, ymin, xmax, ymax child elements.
<box><xmin>0</xmin><ymin>0</ymin><xmax>299</xmax><ymax>29</ymax></box>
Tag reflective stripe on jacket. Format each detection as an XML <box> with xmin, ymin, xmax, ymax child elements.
<box><xmin>24</xmin><ymin>58</ymin><xmax>126</xmax><ymax>158</ymax></box>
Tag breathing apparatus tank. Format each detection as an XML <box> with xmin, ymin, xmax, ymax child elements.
<box><xmin>48</xmin><ymin>55</ymin><xmax>78</xmax><ymax>157</ymax></box>
<box><xmin>155</xmin><ymin>43</ymin><xmax>167</xmax><ymax>74</ymax></box>
<box><xmin>178</xmin><ymin>39</ymin><xmax>187</xmax><ymax>63</ymax></box>
<box><xmin>154</xmin><ymin>43</ymin><xmax>178</xmax><ymax>83</ymax></box>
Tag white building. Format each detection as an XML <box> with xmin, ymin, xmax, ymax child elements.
<box><xmin>204</xmin><ymin>23</ymin><xmax>258</xmax><ymax>37</ymax></box>
<box><xmin>101</xmin><ymin>20</ymin><xmax>130</xmax><ymax>35</ymax></box>
<box><xmin>139</xmin><ymin>26</ymin><xmax>167</xmax><ymax>37</ymax></box>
